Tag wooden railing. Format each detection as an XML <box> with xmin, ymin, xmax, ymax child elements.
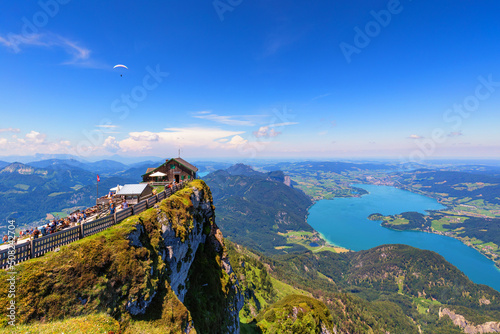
<box><xmin>32</xmin><ymin>225</ymin><xmax>81</xmax><ymax>258</ymax></box>
<box><xmin>149</xmin><ymin>182</ymin><xmax>169</xmax><ymax>186</ymax></box>
<box><xmin>82</xmin><ymin>215</ymin><xmax>115</xmax><ymax>238</ymax></box>
<box><xmin>0</xmin><ymin>182</ymin><xmax>187</xmax><ymax>269</ymax></box>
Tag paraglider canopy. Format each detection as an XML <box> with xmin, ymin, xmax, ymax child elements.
<box><xmin>113</xmin><ymin>64</ymin><xmax>128</xmax><ymax>76</ymax></box>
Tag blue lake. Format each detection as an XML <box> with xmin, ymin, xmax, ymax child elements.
<box><xmin>307</xmin><ymin>184</ymin><xmax>500</xmax><ymax>292</ymax></box>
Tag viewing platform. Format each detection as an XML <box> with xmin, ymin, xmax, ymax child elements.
<box><xmin>0</xmin><ymin>181</ymin><xmax>189</xmax><ymax>269</ymax></box>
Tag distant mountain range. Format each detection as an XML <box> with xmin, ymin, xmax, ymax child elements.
<box><xmin>0</xmin><ymin>153</ymin><xmax>164</xmax><ymax>164</ymax></box>
<box><xmin>204</xmin><ymin>164</ymin><xmax>312</xmax><ymax>254</ymax></box>
<box><xmin>26</xmin><ymin>159</ymin><xmax>129</xmax><ymax>176</ymax></box>
<box><xmin>0</xmin><ymin>160</ymin><xmax>148</xmax><ymax>231</ymax></box>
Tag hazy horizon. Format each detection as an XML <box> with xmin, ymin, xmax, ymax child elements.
<box><xmin>1</xmin><ymin>153</ymin><xmax>500</xmax><ymax>167</ymax></box>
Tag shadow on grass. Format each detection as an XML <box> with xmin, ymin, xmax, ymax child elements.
<box><xmin>240</xmin><ymin>320</ymin><xmax>262</xmax><ymax>334</ymax></box>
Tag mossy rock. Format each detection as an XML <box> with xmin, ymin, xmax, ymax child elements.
<box><xmin>256</xmin><ymin>295</ymin><xmax>334</xmax><ymax>333</ymax></box>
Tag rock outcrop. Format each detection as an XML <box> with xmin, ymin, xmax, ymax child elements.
<box><xmin>0</xmin><ymin>180</ymin><xmax>243</xmax><ymax>333</ymax></box>
<box><xmin>125</xmin><ymin>181</ymin><xmax>244</xmax><ymax>332</ymax></box>
<box><xmin>439</xmin><ymin>307</ymin><xmax>500</xmax><ymax>333</ymax></box>
<box><xmin>159</xmin><ymin>187</ymin><xmax>210</xmax><ymax>303</ymax></box>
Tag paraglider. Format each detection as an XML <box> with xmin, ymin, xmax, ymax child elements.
<box><xmin>113</xmin><ymin>64</ymin><xmax>128</xmax><ymax>77</ymax></box>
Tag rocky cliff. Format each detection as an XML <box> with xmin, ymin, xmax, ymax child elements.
<box><xmin>439</xmin><ymin>308</ymin><xmax>500</xmax><ymax>334</ymax></box>
<box><xmin>0</xmin><ymin>180</ymin><xmax>243</xmax><ymax>333</ymax></box>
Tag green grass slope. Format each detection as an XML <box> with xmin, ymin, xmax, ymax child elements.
<box><xmin>230</xmin><ymin>240</ymin><xmax>500</xmax><ymax>333</ymax></box>
<box><xmin>0</xmin><ymin>180</ymin><xmax>237</xmax><ymax>333</ymax></box>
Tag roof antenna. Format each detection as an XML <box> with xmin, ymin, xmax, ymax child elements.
<box><xmin>178</xmin><ymin>148</ymin><xmax>181</xmax><ymax>158</ymax></box>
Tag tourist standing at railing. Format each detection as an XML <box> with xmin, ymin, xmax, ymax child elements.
<box><xmin>40</xmin><ymin>225</ymin><xmax>46</xmax><ymax>237</ymax></box>
<box><xmin>33</xmin><ymin>227</ymin><xmax>40</xmax><ymax>239</ymax></box>
<box><xmin>61</xmin><ymin>220</ymin><xmax>69</xmax><ymax>229</ymax></box>
<box><xmin>110</xmin><ymin>203</ymin><xmax>115</xmax><ymax>215</ymax></box>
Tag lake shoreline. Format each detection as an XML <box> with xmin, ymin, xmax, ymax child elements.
<box><xmin>328</xmin><ymin>183</ymin><xmax>500</xmax><ymax>270</ymax></box>
<box><xmin>374</xmin><ymin>220</ymin><xmax>500</xmax><ymax>271</ymax></box>
<box><xmin>305</xmin><ymin>184</ymin><xmax>500</xmax><ymax>292</ymax></box>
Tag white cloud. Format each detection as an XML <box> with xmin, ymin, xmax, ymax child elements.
<box><xmin>0</xmin><ymin>127</ymin><xmax>20</xmax><ymax>133</ymax></box>
<box><xmin>227</xmin><ymin>135</ymin><xmax>248</xmax><ymax>146</ymax></box>
<box><xmin>253</xmin><ymin>126</ymin><xmax>281</xmax><ymax>138</ymax></box>
<box><xmin>119</xmin><ymin>127</ymin><xmax>247</xmax><ymax>154</ymax></box>
<box><xmin>0</xmin><ymin>32</ymin><xmax>99</xmax><ymax>67</ymax></box>
<box><xmin>96</xmin><ymin>124</ymin><xmax>118</xmax><ymax>129</ymax></box>
<box><xmin>129</xmin><ymin>131</ymin><xmax>159</xmax><ymax>142</ymax></box>
<box><xmin>0</xmin><ymin>33</ymin><xmax>46</xmax><ymax>52</ymax></box>
<box><xmin>270</xmin><ymin>122</ymin><xmax>299</xmax><ymax>127</ymax></box>
<box><xmin>408</xmin><ymin>134</ymin><xmax>424</xmax><ymax>139</ymax></box>
<box><xmin>193</xmin><ymin>112</ymin><xmax>256</xmax><ymax>126</ymax></box>
<box><xmin>103</xmin><ymin>136</ymin><xmax>120</xmax><ymax>152</ymax></box>
<box><xmin>0</xmin><ymin>131</ymin><xmax>77</xmax><ymax>155</ymax></box>
<box><xmin>25</xmin><ymin>130</ymin><xmax>46</xmax><ymax>144</ymax></box>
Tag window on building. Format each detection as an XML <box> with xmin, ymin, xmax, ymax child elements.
<box><xmin>170</xmin><ymin>164</ymin><xmax>175</xmax><ymax>169</ymax></box>
<box><xmin>188</xmin><ymin>175</ymin><xmax>191</xmax><ymax>179</ymax></box>
<box><xmin>182</xmin><ymin>175</ymin><xmax>185</xmax><ymax>180</ymax></box>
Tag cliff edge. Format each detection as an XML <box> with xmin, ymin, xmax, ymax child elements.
<box><xmin>0</xmin><ymin>180</ymin><xmax>243</xmax><ymax>333</ymax></box>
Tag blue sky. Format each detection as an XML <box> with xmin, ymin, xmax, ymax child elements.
<box><xmin>0</xmin><ymin>0</ymin><xmax>499</xmax><ymax>161</ymax></box>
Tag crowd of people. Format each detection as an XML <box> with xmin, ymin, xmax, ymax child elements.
<box><xmin>2</xmin><ymin>200</ymin><xmax>130</xmax><ymax>244</ymax></box>
<box><xmin>1</xmin><ymin>207</ymin><xmax>99</xmax><ymax>245</ymax></box>
<box><xmin>2</xmin><ymin>181</ymin><xmax>183</xmax><ymax>246</ymax></box>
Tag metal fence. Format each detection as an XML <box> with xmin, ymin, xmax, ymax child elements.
<box><xmin>0</xmin><ymin>182</ymin><xmax>187</xmax><ymax>269</ymax></box>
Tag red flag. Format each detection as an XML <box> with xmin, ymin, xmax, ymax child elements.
<box><xmin>97</xmin><ymin>174</ymin><xmax>100</xmax><ymax>182</ymax></box>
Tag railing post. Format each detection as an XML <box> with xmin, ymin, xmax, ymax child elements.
<box><xmin>113</xmin><ymin>212</ymin><xmax>117</xmax><ymax>225</ymax></box>
<box><xmin>80</xmin><ymin>223</ymin><xmax>84</xmax><ymax>240</ymax></box>
<box><xmin>29</xmin><ymin>239</ymin><xmax>34</xmax><ymax>259</ymax></box>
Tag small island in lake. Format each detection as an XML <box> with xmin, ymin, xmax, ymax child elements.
<box><xmin>368</xmin><ymin>211</ymin><xmax>500</xmax><ymax>269</ymax></box>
